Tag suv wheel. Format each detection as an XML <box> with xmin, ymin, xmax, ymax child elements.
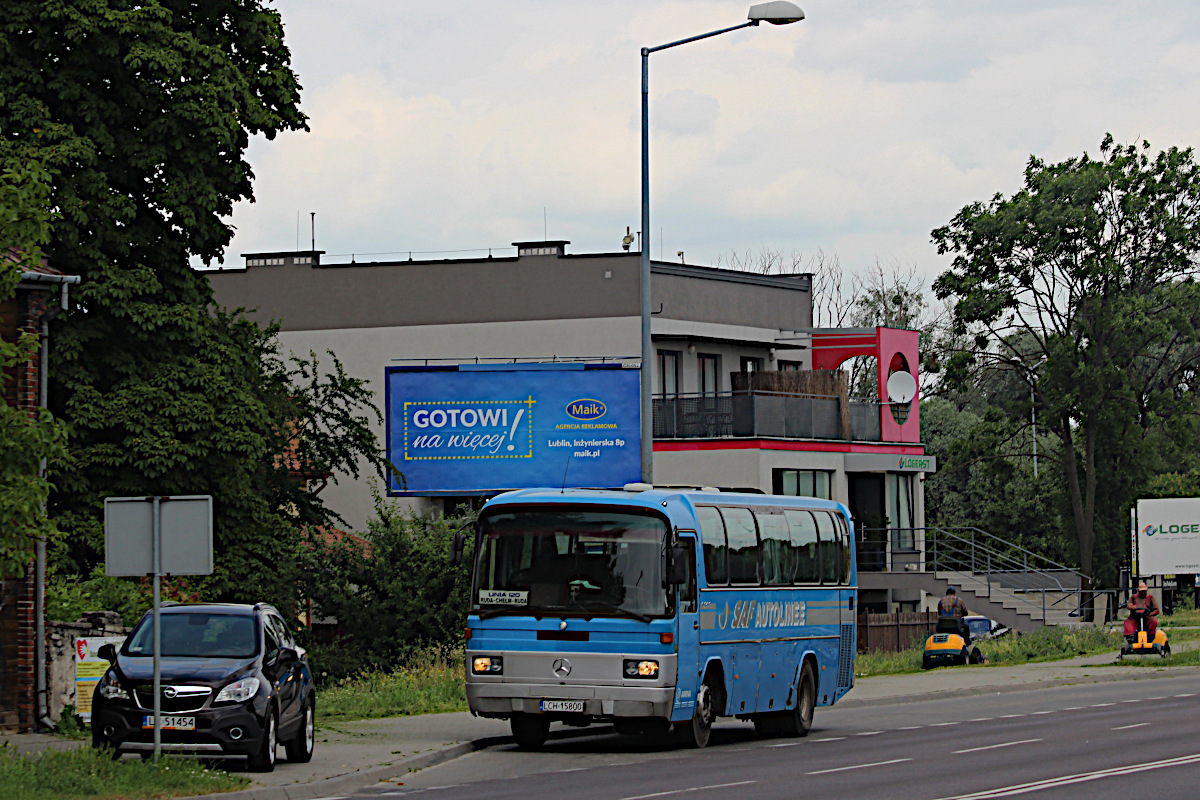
<box><xmin>249</xmin><ymin>708</ymin><xmax>277</xmax><ymax>772</ymax></box>
<box><xmin>285</xmin><ymin>700</ymin><xmax>315</xmax><ymax>763</ymax></box>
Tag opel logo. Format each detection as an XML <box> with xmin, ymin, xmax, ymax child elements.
<box><xmin>163</xmin><ymin>687</ymin><xmax>177</xmax><ymax>699</ymax></box>
<box><xmin>552</xmin><ymin>658</ymin><xmax>572</xmax><ymax>678</ymax></box>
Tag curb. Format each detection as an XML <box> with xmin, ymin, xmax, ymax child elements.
<box><xmin>835</xmin><ymin>664</ymin><xmax>1199</xmax><ymax>710</ymax></box>
<box><xmin>181</xmin><ymin>724</ymin><xmax>615</xmax><ymax>800</ymax></box>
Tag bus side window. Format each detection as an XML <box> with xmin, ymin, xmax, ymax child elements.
<box><xmin>723</xmin><ymin>507</ymin><xmax>760</xmax><ymax>586</ymax></box>
<box><xmin>784</xmin><ymin>509</ymin><xmax>819</xmax><ymax>584</ymax></box>
<box><xmin>814</xmin><ymin>511</ymin><xmax>841</xmax><ymax>584</ymax></box>
<box><xmin>676</xmin><ymin>534</ymin><xmax>698</xmax><ymax>613</ymax></box>
<box><xmin>697</xmin><ymin>506</ymin><xmax>728</xmax><ymax>586</ymax></box>
<box><xmin>838</xmin><ymin>514</ymin><xmax>852</xmax><ymax>584</ymax></box>
<box><xmin>756</xmin><ymin>511</ymin><xmax>792</xmax><ymax>586</ymax></box>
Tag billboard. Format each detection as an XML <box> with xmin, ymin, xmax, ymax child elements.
<box><xmin>386</xmin><ymin>363</ymin><xmax>640</xmax><ymax>494</ymax></box>
<box><xmin>1136</xmin><ymin>498</ymin><xmax>1200</xmax><ymax>576</ymax></box>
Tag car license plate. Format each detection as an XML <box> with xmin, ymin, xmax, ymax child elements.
<box><xmin>539</xmin><ymin>700</ymin><xmax>584</xmax><ymax>713</ymax></box>
<box><xmin>142</xmin><ymin>715</ymin><xmax>195</xmax><ymax>731</ymax></box>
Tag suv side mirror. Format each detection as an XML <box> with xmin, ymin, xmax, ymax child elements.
<box><xmin>97</xmin><ymin>643</ymin><xmax>117</xmax><ymax>663</ymax></box>
<box><xmin>667</xmin><ymin>543</ymin><xmax>689</xmax><ymax>585</ymax></box>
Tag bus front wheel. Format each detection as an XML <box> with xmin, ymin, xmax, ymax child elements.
<box><xmin>510</xmin><ymin>714</ymin><xmax>550</xmax><ymax>750</ymax></box>
<box><xmin>676</xmin><ymin>676</ymin><xmax>716</xmax><ymax>748</ymax></box>
<box><xmin>779</xmin><ymin>663</ymin><xmax>815</xmax><ymax>737</ymax></box>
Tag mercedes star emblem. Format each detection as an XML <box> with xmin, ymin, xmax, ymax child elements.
<box><xmin>551</xmin><ymin>658</ymin><xmax>572</xmax><ymax>678</ymax></box>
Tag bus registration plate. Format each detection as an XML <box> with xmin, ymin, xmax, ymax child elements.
<box><xmin>539</xmin><ymin>700</ymin><xmax>584</xmax><ymax>713</ymax></box>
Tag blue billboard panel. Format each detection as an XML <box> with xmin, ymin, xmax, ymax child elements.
<box><xmin>385</xmin><ymin>364</ymin><xmax>640</xmax><ymax>494</ymax></box>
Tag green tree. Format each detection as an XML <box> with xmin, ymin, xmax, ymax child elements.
<box><xmin>0</xmin><ymin>159</ymin><xmax>68</xmax><ymax>577</ymax></box>
<box><xmin>1</xmin><ymin>2</ymin><xmax>388</xmax><ymax>609</ymax></box>
<box><xmin>932</xmin><ymin>136</ymin><xmax>1200</xmax><ymax>588</ymax></box>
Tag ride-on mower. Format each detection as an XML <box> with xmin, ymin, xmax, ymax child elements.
<box><xmin>922</xmin><ymin>616</ymin><xmax>984</xmax><ymax>669</ymax></box>
<box><xmin>1119</xmin><ymin>606</ymin><xmax>1170</xmax><ymax>659</ymax></box>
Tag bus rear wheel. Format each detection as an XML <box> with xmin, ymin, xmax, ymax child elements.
<box><xmin>778</xmin><ymin>663</ymin><xmax>815</xmax><ymax>737</ymax></box>
<box><xmin>676</xmin><ymin>676</ymin><xmax>715</xmax><ymax>748</ymax></box>
<box><xmin>510</xmin><ymin>715</ymin><xmax>550</xmax><ymax>750</ymax></box>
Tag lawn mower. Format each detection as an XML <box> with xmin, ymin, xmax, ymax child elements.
<box><xmin>1119</xmin><ymin>606</ymin><xmax>1170</xmax><ymax>659</ymax></box>
<box><xmin>922</xmin><ymin>616</ymin><xmax>984</xmax><ymax>669</ymax></box>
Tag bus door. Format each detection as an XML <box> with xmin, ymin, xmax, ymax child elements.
<box><xmin>671</xmin><ymin>534</ymin><xmax>700</xmax><ymax>720</ymax></box>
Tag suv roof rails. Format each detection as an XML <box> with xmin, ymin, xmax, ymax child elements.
<box><xmin>622</xmin><ymin>483</ymin><xmax>722</xmax><ymax>493</ymax></box>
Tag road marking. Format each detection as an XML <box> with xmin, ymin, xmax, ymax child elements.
<box><xmin>898</xmin><ymin>725</ymin><xmax>923</xmax><ymax>730</ymax></box>
<box><xmin>772</xmin><ymin>736</ymin><xmax>845</xmax><ymax>747</ymax></box>
<box><xmin>953</xmin><ymin>738</ymin><xmax>1041</xmax><ymax>754</ymax></box>
<box><xmin>807</xmin><ymin>758</ymin><xmax>912</xmax><ymax>776</ymax></box>
<box><xmin>619</xmin><ymin>780</ymin><xmax>756</xmax><ymax>800</ymax></box>
<box><xmin>1000</xmin><ymin>714</ymin><xmax>1025</xmax><ymax>718</ymax></box>
<box><xmin>856</xmin><ymin>731</ymin><xmax>883</xmax><ymax>736</ymax></box>
<box><xmin>931</xmin><ymin>722</ymin><xmax>960</xmax><ymax>727</ymax></box>
<box><xmin>1176</xmin><ymin>693</ymin><xmax>1196</xmax><ymax>698</ymax></box>
<box><xmin>1031</xmin><ymin>711</ymin><xmax>1052</xmax><ymax>715</ymax></box>
<box><xmin>1064</xmin><ymin>707</ymin><xmax>1083</xmax><ymax>710</ymax></box>
<box><xmin>932</xmin><ymin>752</ymin><xmax>1200</xmax><ymax>799</ymax></box>
<box><xmin>1112</xmin><ymin>722</ymin><xmax>1150</xmax><ymax>730</ymax></box>
<box><xmin>1120</xmin><ymin>699</ymin><xmax>1141</xmax><ymax>703</ymax></box>
<box><xmin>968</xmin><ymin>718</ymin><xmax>994</xmax><ymax>722</ymax></box>
<box><xmin>1091</xmin><ymin>702</ymin><xmax>1115</xmax><ymax>707</ymax></box>
<box><xmin>1148</xmin><ymin>696</ymin><xmax>1166</xmax><ymax>700</ymax></box>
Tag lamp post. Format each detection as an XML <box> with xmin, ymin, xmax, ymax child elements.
<box><xmin>639</xmin><ymin>1</ymin><xmax>804</xmax><ymax>483</ymax></box>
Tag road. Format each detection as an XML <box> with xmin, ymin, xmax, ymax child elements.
<box><xmin>348</xmin><ymin>672</ymin><xmax>1200</xmax><ymax>800</ymax></box>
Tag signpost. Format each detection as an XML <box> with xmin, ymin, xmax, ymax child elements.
<box><xmin>104</xmin><ymin>496</ymin><xmax>213</xmax><ymax>762</ymax></box>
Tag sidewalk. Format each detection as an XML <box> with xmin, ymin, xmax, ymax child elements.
<box><xmin>4</xmin><ymin>640</ymin><xmax>1197</xmax><ymax>800</ymax></box>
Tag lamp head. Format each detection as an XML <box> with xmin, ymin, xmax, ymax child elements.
<box><xmin>748</xmin><ymin>1</ymin><xmax>804</xmax><ymax>25</ymax></box>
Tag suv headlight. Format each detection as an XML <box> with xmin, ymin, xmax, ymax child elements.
<box><xmin>97</xmin><ymin>671</ymin><xmax>129</xmax><ymax>700</ymax></box>
<box><xmin>215</xmin><ymin>677</ymin><xmax>261</xmax><ymax>704</ymax></box>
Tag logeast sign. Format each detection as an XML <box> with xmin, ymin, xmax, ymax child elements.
<box><xmin>1136</xmin><ymin>497</ymin><xmax>1200</xmax><ymax>576</ymax></box>
<box><xmin>385</xmin><ymin>363</ymin><xmax>640</xmax><ymax>494</ymax></box>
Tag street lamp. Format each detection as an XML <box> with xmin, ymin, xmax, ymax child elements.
<box><xmin>639</xmin><ymin>1</ymin><xmax>805</xmax><ymax>483</ymax></box>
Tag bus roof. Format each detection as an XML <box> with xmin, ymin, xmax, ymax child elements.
<box><xmin>483</xmin><ymin>487</ymin><xmax>850</xmax><ymax>517</ymax></box>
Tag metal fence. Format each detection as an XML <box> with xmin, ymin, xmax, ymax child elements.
<box><xmin>653</xmin><ymin>391</ymin><xmax>882</xmax><ymax>441</ymax></box>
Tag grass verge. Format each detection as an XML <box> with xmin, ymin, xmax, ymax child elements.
<box><xmin>856</xmin><ymin>625</ymin><xmax>1125</xmax><ymax>677</ymax></box>
<box><xmin>0</xmin><ymin>745</ymin><xmax>248</xmax><ymax>800</ymax></box>
<box><xmin>317</xmin><ymin>646</ymin><xmax>467</xmax><ymax>722</ymax></box>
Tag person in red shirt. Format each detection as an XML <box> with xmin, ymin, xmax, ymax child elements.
<box><xmin>1124</xmin><ymin>581</ymin><xmax>1159</xmax><ymax>639</ymax></box>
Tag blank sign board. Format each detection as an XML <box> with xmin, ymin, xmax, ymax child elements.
<box><xmin>104</xmin><ymin>496</ymin><xmax>214</xmax><ymax>577</ymax></box>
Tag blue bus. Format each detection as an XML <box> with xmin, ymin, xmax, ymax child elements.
<box><xmin>465</xmin><ymin>485</ymin><xmax>857</xmax><ymax>749</ymax></box>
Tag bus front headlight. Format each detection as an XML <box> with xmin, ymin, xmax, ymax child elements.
<box><xmin>623</xmin><ymin>659</ymin><xmax>659</xmax><ymax>679</ymax></box>
<box><xmin>472</xmin><ymin>656</ymin><xmax>503</xmax><ymax>675</ymax></box>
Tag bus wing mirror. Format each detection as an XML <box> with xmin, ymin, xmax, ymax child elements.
<box><xmin>667</xmin><ymin>544</ymin><xmax>689</xmax><ymax>585</ymax></box>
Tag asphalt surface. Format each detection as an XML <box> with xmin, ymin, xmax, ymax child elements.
<box><xmin>354</xmin><ymin>672</ymin><xmax>1200</xmax><ymax>800</ymax></box>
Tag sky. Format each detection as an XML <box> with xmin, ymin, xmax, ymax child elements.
<box><xmin>210</xmin><ymin>0</ymin><xmax>1200</xmax><ymax>281</ymax></box>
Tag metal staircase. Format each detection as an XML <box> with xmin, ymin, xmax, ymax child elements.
<box><xmin>859</xmin><ymin>527</ymin><xmax>1091</xmax><ymax>633</ymax></box>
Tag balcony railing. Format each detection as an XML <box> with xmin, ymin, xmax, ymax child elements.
<box><xmin>653</xmin><ymin>391</ymin><xmax>883</xmax><ymax>442</ymax></box>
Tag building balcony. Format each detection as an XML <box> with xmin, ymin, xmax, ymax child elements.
<box><xmin>652</xmin><ymin>391</ymin><xmax>885</xmax><ymax>442</ymax></box>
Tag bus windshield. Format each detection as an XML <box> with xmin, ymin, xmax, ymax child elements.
<box><xmin>474</xmin><ymin>508</ymin><xmax>671</xmax><ymax>619</ymax></box>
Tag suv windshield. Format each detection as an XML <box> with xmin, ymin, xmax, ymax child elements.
<box><xmin>124</xmin><ymin>613</ymin><xmax>257</xmax><ymax>658</ymax></box>
<box><xmin>475</xmin><ymin>508</ymin><xmax>671</xmax><ymax>618</ymax></box>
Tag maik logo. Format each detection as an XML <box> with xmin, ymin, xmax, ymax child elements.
<box><xmin>566</xmin><ymin>398</ymin><xmax>606</xmax><ymax>421</ymax></box>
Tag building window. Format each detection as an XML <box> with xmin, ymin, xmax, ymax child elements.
<box><xmin>698</xmin><ymin>354</ymin><xmax>720</xmax><ymax>396</ymax></box>
<box><xmin>888</xmin><ymin>472</ymin><xmax>915</xmax><ymax>550</ymax></box>
<box><xmin>657</xmin><ymin>350</ymin><xmax>680</xmax><ymax>398</ymax></box>
<box><xmin>778</xmin><ymin>360</ymin><xmax>803</xmax><ymax>371</ymax></box>
<box><xmin>773</xmin><ymin>469</ymin><xmax>833</xmax><ymax>500</ymax></box>
<box><xmin>740</xmin><ymin>356</ymin><xmax>763</xmax><ymax>373</ymax></box>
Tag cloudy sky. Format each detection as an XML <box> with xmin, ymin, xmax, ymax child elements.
<box><xmin>213</xmin><ymin>0</ymin><xmax>1200</xmax><ymax>280</ymax></box>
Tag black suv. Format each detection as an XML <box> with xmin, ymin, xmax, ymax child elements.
<box><xmin>91</xmin><ymin>602</ymin><xmax>315</xmax><ymax>771</ymax></box>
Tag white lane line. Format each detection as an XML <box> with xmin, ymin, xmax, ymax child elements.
<box><xmin>931</xmin><ymin>722</ymin><xmax>961</xmax><ymax>727</ymax></box>
<box><xmin>1176</xmin><ymin>693</ymin><xmax>1196</xmax><ymax>698</ymax></box>
<box><xmin>953</xmin><ymin>738</ymin><xmax>1042</xmax><ymax>755</ymax></box>
<box><xmin>1091</xmin><ymin>702</ymin><xmax>1115</xmax><ymax>707</ymax></box>
<box><xmin>1031</xmin><ymin>711</ymin><xmax>1053</xmax><ymax>715</ymax></box>
<box><xmin>1149</xmin><ymin>696</ymin><xmax>1167</xmax><ymax>700</ymax></box>
<box><xmin>968</xmin><ymin>718</ymin><xmax>994</xmax><ymax>722</ymax></box>
<box><xmin>898</xmin><ymin>725</ymin><xmax>923</xmax><ymax>730</ymax></box>
<box><xmin>620</xmin><ymin>780</ymin><xmax>755</xmax><ymax>800</ymax></box>
<box><xmin>1121</xmin><ymin>699</ymin><xmax>1141</xmax><ymax>703</ymax></box>
<box><xmin>1000</xmin><ymin>714</ymin><xmax>1025</xmax><ymax>718</ymax></box>
<box><xmin>806</xmin><ymin>758</ymin><xmax>912</xmax><ymax>776</ymax></box>
<box><xmin>768</xmin><ymin>736</ymin><xmax>844</xmax><ymax>746</ymax></box>
<box><xmin>1064</xmin><ymin>707</ymin><xmax>1083</xmax><ymax>711</ymax></box>
<box><xmin>856</xmin><ymin>730</ymin><xmax>884</xmax><ymax>736</ymax></box>
<box><xmin>1112</xmin><ymin>722</ymin><xmax>1150</xmax><ymax>730</ymax></box>
<box><xmin>932</xmin><ymin>752</ymin><xmax>1200</xmax><ymax>799</ymax></box>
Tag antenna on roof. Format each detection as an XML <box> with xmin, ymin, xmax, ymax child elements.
<box><xmin>310</xmin><ymin>212</ymin><xmax>316</xmax><ymax>252</ymax></box>
<box><xmin>561</xmin><ymin>452</ymin><xmax>574</xmax><ymax>493</ymax></box>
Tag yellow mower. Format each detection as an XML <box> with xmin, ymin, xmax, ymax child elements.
<box><xmin>922</xmin><ymin>617</ymin><xmax>984</xmax><ymax>669</ymax></box>
<box><xmin>1119</xmin><ymin>607</ymin><xmax>1170</xmax><ymax>659</ymax></box>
